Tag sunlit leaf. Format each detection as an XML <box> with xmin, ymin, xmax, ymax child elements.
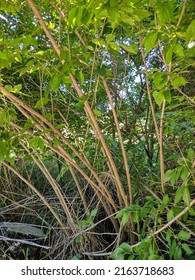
<box><xmin>178</xmin><ymin>230</ymin><xmax>191</xmax><ymax>241</ymax></box>
<box><xmin>143</xmin><ymin>31</ymin><xmax>158</xmax><ymax>53</ymax></box>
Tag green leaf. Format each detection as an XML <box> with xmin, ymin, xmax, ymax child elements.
<box><xmin>7</xmin><ymin>150</ymin><xmax>16</xmax><ymax>166</ymax></box>
<box><xmin>156</xmin><ymin>1</ymin><xmax>174</xmax><ymax>24</ymax></box>
<box><xmin>163</xmin><ymin>194</ymin><xmax>169</xmax><ymax>205</ymax></box>
<box><xmin>178</xmin><ymin>230</ymin><xmax>191</xmax><ymax>241</ymax></box>
<box><xmin>90</xmin><ymin>208</ymin><xmax>98</xmax><ymax>218</ymax></box>
<box><xmin>0</xmin><ymin>52</ymin><xmax>9</xmax><ymax>60</ymax></box>
<box><xmin>35</xmin><ymin>50</ymin><xmax>45</xmax><ymax>56</ymax></box>
<box><xmin>164</xmin><ymin>169</ymin><xmax>174</xmax><ymax>182</ymax></box>
<box><xmin>158</xmin><ymin>204</ymin><xmax>165</xmax><ymax>213</ymax></box>
<box><xmin>76</xmin><ymin>93</ymin><xmax>88</xmax><ymax>108</ymax></box>
<box><xmin>78</xmin><ymin>219</ymin><xmax>90</xmax><ymax>229</ymax></box>
<box><xmin>174</xmin><ymin>246</ymin><xmax>182</xmax><ymax>260</ymax></box>
<box><xmin>121</xmin><ymin>212</ymin><xmax>130</xmax><ymax>226</ymax></box>
<box><xmin>172</xmin><ymin>207</ymin><xmax>183</xmax><ymax>217</ymax></box>
<box><xmin>29</xmin><ymin>137</ymin><xmax>44</xmax><ymax>150</ymax></box>
<box><xmin>34</xmin><ymin>97</ymin><xmax>49</xmax><ymax>109</ymax></box>
<box><xmin>180</xmin><ymin>167</ymin><xmax>188</xmax><ymax>181</ymax></box>
<box><xmin>68</xmin><ymin>7</ymin><xmax>77</xmax><ymax>28</ymax></box>
<box><xmin>62</xmin><ymin>76</ymin><xmax>72</xmax><ymax>84</ymax></box>
<box><xmin>4</xmin><ymin>85</ymin><xmax>13</xmax><ymax>92</ymax></box>
<box><xmin>0</xmin><ymin>140</ymin><xmax>8</xmax><ymax>163</ymax></box>
<box><xmin>120</xmin><ymin>243</ymin><xmax>133</xmax><ymax>254</ymax></box>
<box><xmin>109</xmin><ymin>42</ymin><xmax>120</xmax><ymax>52</ymax></box>
<box><xmin>127</xmin><ymin>254</ymin><xmax>134</xmax><ymax>260</ymax></box>
<box><xmin>143</xmin><ymin>31</ymin><xmax>158</xmax><ymax>54</ymax></box>
<box><xmin>188</xmin><ymin>207</ymin><xmax>195</xmax><ymax>216</ymax></box>
<box><xmin>186</xmin><ymin>20</ymin><xmax>195</xmax><ymax>43</ymax></box>
<box><xmin>164</xmin><ymin>90</ymin><xmax>172</xmax><ymax>103</ymax></box>
<box><xmin>120</xmin><ymin>12</ymin><xmax>135</xmax><ymax>26</ymax></box>
<box><xmin>120</xmin><ymin>43</ymin><xmax>138</xmax><ymax>54</ymax></box>
<box><xmin>174</xmin><ymin>185</ymin><xmax>184</xmax><ymax>204</ymax></box>
<box><xmin>92</xmin><ymin>38</ymin><xmax>105</xmax><ymax>46</ymax></box>
<box><xmin>110</xmin><ymin>248</ymin><xmax>125</xmax><ymax>260</ymax></box>
<box><xmin>62</xmin><ymin>63</ymin><xmax>71</xmax><ymax>73</ymax></box>
<box><xmin>12</xmin><ymin>84</ymin><xmax>22</xmax><ymax>93</ymax></box>
<box><xmin>79</xmin><ymin>70</ymin><xmax>85</xmax><ymax>84</ymax></box>
<box><xmin>165</xmin><ymin>47</ymin><xmax>173</xmax><ymax>64</ymax></box>
<box><xmin>182</xmin><ymin>187</ymin><xmax>191</xmax><ymax>206</ymax></box>
<box><xmin>108</xmin><ymin>7</ymin><xmax>120</xmax><ymax>23</ymax></box>
<box><xmin>14</xmin><ymin>53</ymin><xmax>22</xmax><ymax>63</ymax></box>
<box><xmin>75</xmin><ymin>7</ymin><xmax>83</xmax><ymax>27</ymax></box>
<box><xmin>115</xmin><ymin>253</ymin><xmax>125</xmax><ymax>260</ymax></box>
<box><xmin>116</xmin><ymin>208</ymin><xmax>128</xmax><ymax>218</ymax></box>
<box><xmin>174</xmin><ymin>44</ymin><xmax>184</xmax><ymax>57</ymax></box>
<box><xmin>96</xmin><ymin>66</ymin><xmax>112</xmax><ymax>77</ymax></box>
<box><xmin>50</xmin><ymin>75</ymin><xmax>61</xmax><ymax>91</ymax></box>
<box><xmin>175</xmin><ymin>167</ymin><xmax>182</xmax><ymax>181</ymax></box>
<box><xmin>166</xmin><ymin>229</ymin><xmax>172</xmax><ymax>246</ymax></box>
<box><xmin>172</xmin><ymin>76</ymin><xmax>186</xmax><ymax>89</ymax></box>
<box><xmin>109</xmin><ymin>0</ymin><xmax>118</xmax><ymax>7</ymax></box>
<box><xmin>187</xmin><ymin>148</ymin><xmax>194</xmax><ymax>161</ymax></box>
<box><xmin>148</xmin><ymin>254</ymin><xmax>159</xmax><ymax>260</ymax></box>
<box><xmin>167</xmin><ymin>209</ymin><xmax>174</xmax><ymax>222</ymax></box>
<box><xmin>170</xmin><ymin>169</ymin><xmax>178</xmax><ymax>185</ymax></box>
<box><xmin>182</xmin><ymin>243</ymin><xmax>193</xmax><ymax>255</ymax></box>
<box><xmin>93</xmin><ymin>109</ymin><xmax>102</xmax><ymax>116</ymax></box>
<box><xmin>126</xmin><ymin>204</ymin><xmax>141</xmax><ymax>212</ymax></box>
<box><xmin>153</xmin><ymin>90</ymin><xmax>164</xmax><ymax>106</ymax></box>
<box><xmin>106</xmin><ymin>34</ymin><xmax>115</xmax><ymax>42</ymax></box>
<box><xmin>132</xmin><ymin>211</ymin><xmax>139</xmax><ymax>223</ymax></box>
<box><xmin>87</xmin><ymin>45</ymin><xmax>94</xmax><ymax>51</ymax></box>
<box><xmin>133</xmin><ymin>9</ymin><xmax>151</xmax><ymax>21</ymax></box>
<box><xmin>170</xmin><ymin>239</ymin><xmax>177</xmax><ymax>258</ymax></box>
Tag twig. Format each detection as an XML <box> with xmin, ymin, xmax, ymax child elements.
<box><xmin>159</xmin><ymin>99</ymin><xmax>166</xmax><ymax>193</ymax></box>
<box><xmin>0</xmin><ymin>236</ymin><xmax>51</xmax><ymax>249</ymax></box>
<box><xmin>27</xmin><ymin>0</ymin><xmax>61</xmax><ymax>56</ymax></box>
<box><xmin>177</xmin><ymin>87</ymin><xmax>195</xmax><ymax>105</ymax></box>
<box><xmin>177</xmin><ymin>0</ymin><xmax>188</xmax><ymax>28</ymax></box>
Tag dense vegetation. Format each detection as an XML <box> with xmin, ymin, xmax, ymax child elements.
<box><xmin>0</xmin><ymin>0</ymin><xmax>194</xmax><ymax>260</ymax></box>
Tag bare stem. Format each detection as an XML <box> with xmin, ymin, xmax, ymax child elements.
<box><xmin>159</xmin><ymin>99</ymin><xmax>166</xmax><ymax>193</ymax></box>
<box><xmin>177</xmin><ymin>0</ymin><xmax>188</xmax><ymax>28</ymax></box>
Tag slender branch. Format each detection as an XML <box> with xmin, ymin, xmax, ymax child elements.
<box><xmin>69</xmin><ymin>165</ymin><xmax>88</xmax><ymax>211</ymax></box>
<box><xmin>27</xmin><ymin>0</ymin><xmax>61</xmax><ymax>56</ymax></box>
<box><xmin>159</xmin><ymin>99</ymin><xmax>166</xmax><ymax>193</ymax></box>
<box><xmin>101</xmin><ymin>77</ymin><xmax>135</xmax><ymax>242</ymax></box>
<box><xmin>177</xmin><ymin>0</ymin><xmax>188</xmax><ymax>28</ymax></box>
<box><xmin>177</xmin><ymin>87</ymin><xmax>195</xmax><ymax>105</ymax></box>
<box><xmin>139</xmin><ymin>35</ymin><xmax>160</xmax><ymax>141</ymax></box>
<box><xmin>101</xmin><ymin>77</ymin><xmax>132</xmax><ymax>205</ymax></box>
<box><xmin>139</xmin><ymin>35</ymin><xmax>168</xmax><ymax>193</ymax></box>
<box><xmin>0</xmin><ymin>236</ymin><xmax>51</xmax><ymax>249</ymax></box>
